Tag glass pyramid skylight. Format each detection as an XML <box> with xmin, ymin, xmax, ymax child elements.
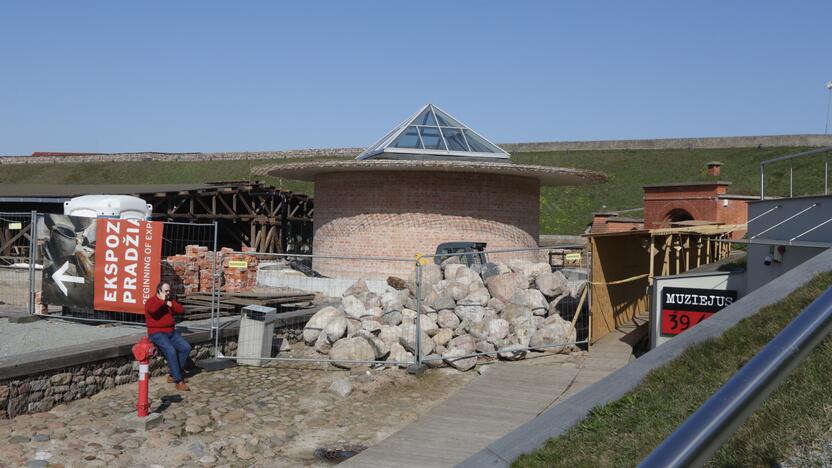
<box><xmin>356</xmin><ymin>104</ymin><xmax>510</xmax><ymax>162</ymax></box>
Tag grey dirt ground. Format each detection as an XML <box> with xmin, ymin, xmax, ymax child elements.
<box><xmin>0</xmin><ymin>361</ymin><xmax>474</xmax><ymax>467</ymax></box>
<box><xmin>0</xmin><ymin>317</ymin><xmax>145</xmax><ymax>359</ymax></box>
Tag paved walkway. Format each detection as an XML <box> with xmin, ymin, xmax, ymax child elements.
<box><xmin>342</xmin><ymin>330</ymin><xmax>635</xmax><ymax>468</ymax></box>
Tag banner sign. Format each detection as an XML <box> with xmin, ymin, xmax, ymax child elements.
<box><xmin>94</xmin><ymin>219</ymin><xmax>163</xmax><ymax>314</ymax></box>
<box><xmin>660</xmin><ymin>287</ymin><xmax>737</xmax><ymax>336</ymax></box>
<box><xmin>40</xmin><ymin>215</ymin><xmax>164</xmax><ymax>314</ymax></box>
<box><xmin>41</xmin><ymin>215</ymin><xmax>97</xmax><ymax>308</ymax></box>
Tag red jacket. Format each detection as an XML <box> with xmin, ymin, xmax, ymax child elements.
<box><xmin>144</xmin><ymin>296</ymin><xmax>185</xmax><ymax>335</ymax></box>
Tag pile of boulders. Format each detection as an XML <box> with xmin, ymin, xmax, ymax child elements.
<box><xmin>300</xmin><ymin>259</ymin><xmax>584</xmax><ymax>372</ymax></box>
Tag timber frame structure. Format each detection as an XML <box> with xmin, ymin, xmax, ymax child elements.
<box><xmin>144</xmin><ymin>182</ymin><xmax>313</xmax><ymax>253</ymax></box>
<box><xmin>586</xmin><ymin>224</ymin><xmax>740</xmax><ymax>344</ymax></box>
<box><xmin>0</xmin><ymin>182</ymin><xmax>313</xmax><ymax>255</ymax></box>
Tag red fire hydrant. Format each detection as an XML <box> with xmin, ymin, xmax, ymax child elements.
<box><xmin>131</xmin><ymin>336</ymin><xmax>157</xmax><ymax>417</ymax></box>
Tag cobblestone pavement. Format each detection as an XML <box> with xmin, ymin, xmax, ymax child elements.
<box><xmin>0</xmin><ymin>362</ymin><xmax>473</xmax><ymax>467</ymax></box>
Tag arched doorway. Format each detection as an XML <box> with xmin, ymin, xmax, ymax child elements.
<box><xmin>665</xmin><ymin>208</ymin><xmax>694</xmax><ymax>225</ymax></box>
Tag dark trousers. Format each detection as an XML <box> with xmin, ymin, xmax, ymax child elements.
<box><xmin>149</xmin><ymin>330</ymin><xmax>191</xmax><ymax>382</ymax></box>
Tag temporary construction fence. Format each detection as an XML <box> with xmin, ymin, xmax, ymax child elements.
<box><xmin>0</xmin><ymin>210</ymin><xmax>219</xmax><ymax>328</ymax></box>
<box><xmin>211</xmin><ymin>251</ymin><xmax>420</xmax><ymax>368</ymax></box>
<box><xmin>0</xmin><ymin>211</ymin><xmax>38</xmax><ymax>314</ymax></box>
<box><xmin>211</xmin><ymin>245</ymin><xmax>590</xmax><ymax>371</ymax></box>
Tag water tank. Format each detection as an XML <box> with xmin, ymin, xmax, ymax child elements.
<box><xmin>63</xmin><ymin>195</ymin><xmax>153</xmax><ymax>220</ymax></box>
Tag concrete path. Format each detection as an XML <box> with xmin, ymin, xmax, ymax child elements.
<box><xmin>341</xmin><ymin>330</ymin><xmax>635</xmax><ymax>468</ymax></box>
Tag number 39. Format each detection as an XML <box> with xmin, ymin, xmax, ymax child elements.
<box><xmin>668</xmin><ymin>313</ymin><xmax>691</xmax><ymax>331</ymax></box>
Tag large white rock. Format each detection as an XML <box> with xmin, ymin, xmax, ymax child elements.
<box><xmin>447</xmin><ymin>334</ymin><xmax>477</xmax><ymax>354</ymax></box>
<box><xmin>362</xmin><ymin>292</ymin><xmax>381</xmax><ymax>310</ymax></box>
<box><xmin>409</xmin><ymin>263</ymin><xmax>443</xmax><ymax>293</ymax></box>
<box><xmin>399</xmin><ymin>323</ymin><xmax>435</xmax><ymax>355</ymax></box>
<box><xmin>346</xmin><ymin>317</ymin><xmax>361</xmax><ymax>337</ymax></box>
<box><xmin>443</xmin><ymin>264</ymin><xmax>466</xmax><ymax>282</ymax></box>
<box><xmin>356</xmin><ymin>330</ymin><xmax>390</xmax><ymax>359</ymax></box>
<box><xmin>455</xmin><ymin>304</ymin><xmax>486</xmax><ymax>323</ymax></box>
<box><xmin>329</xmin><ymin>378</ymin><xmax>353</xmax><ymax>398</ymax></box>
<box><xmin>388</xmin><ymin>343</ymin><xmax>413</xmax><ymax>367</ymax></box>
<box><xmin>343</xmin><ymin>278</ymin><xmax>370</xmax><ymax>297</ymax></box>
<box><xmin>303</xmin><ymin>306</ymin><xmax>343</xmax><ymax>345</ymax></box>
<box><xmin>532</xmin><ymin>314</ymin><xmax>577</xmax><ymax>353</ymax></box>
<box><xmin>508</xmin><ymin>289</ymin><xmax>548</xmax><ymax>314</ymax></box>
<box><xmin>442</xmin><ymin>347</ymin><xmax>477</xmax><ymax>371</ymax></box>
<box><xmin>363</xmin><ymin>306</ymin><xmax>384</xmax><ymax>319</ymax></box>
<box><xmin>342</xmin><ymin>295</ymin><xmax>366</xmax><ymax>319</ymax></box>
<box><xmin>485</xmin><ymin>272</ymin><xmax>529</xmax><ymax>303</ymax></box>
<box><xmin>437</xmin><ymin>309</ymin><xmax>461</xmax><ymax>329</ymax></box>
<box><xmin>467</xmin><ymin>319</ymin><xmax>490</xmax><ymax>341</ymax></box>
<box><xmin>482</xmin><ymin>262</ymin><xmax>511</xmax><ymax>282</ymax></box>
<box><xmin>487</xmin><ymin>297</ymin><xmax>506</xmax><ymax>313</ymax></box>
<box><xmin>314</xmin><ymin>333</ymin><xmax>332</xmax><ymax>354</ymax></box>
<box><xmin>458</xmin><ymin>287</ymin><xmax>490</xmax><ymax>307</ymax></box>
<box><xmin>453</xmin><ymin>265</ymin><xmax>484</xmax><ymax>288</ymax></box>
<box><xmin>431</xmin><ymin>294</ymin><xmax>456</xmax><ymax>312</ymax></box>
<box><xmin>324</xmin><ymin>316</ymin><xmax>347</xmax><ymax>343</ymax></box>
<box><xmin>487</xmin><ymin>318</ymin><xmax>510</xmax><ymax>342</ymax></box>
<box><xmin>444</xmin><ymin>282</ymin><xmax>470</xmax><ymax>302</ymax></box>
<box><xmin>535</xmin><ymin>271</ymin><xmax>569</xmax><ymax>298</ymax></box>
<box><xmin>501</xmin><ymin>304</ymin><xmax>534</xmax><ymax>328</ymax></box>
<box><xmin>380</xmin><ymin>291</ymin><xmax>403</xmax><ymax>313</ymax></box>
<box><xmin>378</xmin><ymin>325</ymin><xmax>402</xmax><ymax>347</ymax></box>
<box><xmin>508</xmin><ymin>261</ymin><xmax>551</xmax><ymax>279</ymax></box>
<box><xmin>361</xmin><ymin>319</ymin><xmax>382</xmax><ymax>334</ymax></box>
<box><xmin>382</xmin><ymin>310</ymin><xmax>403</xmax><ymax>326</ymax></box>
<box><xmin>419</xmin><ymin>314</ymin><xmax>439</xmax><ymax>337</ymax></box>
<box><xmin>401</xmin><ymin>308</ymin><xmax>418</xmax><ymax>323</ymax></box>
<box><xmin>330</xmin><ymin>337</ymin><xmax>376</xmax><ymax>369</ymax></box>
<box><xmin>432</xmin><ymin>328</ymin><xmax>453</xmax><ymax>347</ymax></box>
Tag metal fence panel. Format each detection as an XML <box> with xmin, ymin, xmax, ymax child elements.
<box><xmin>0</xmin><ymin>211</ymin><xmax>37</xmax><ymax>314</ymax></box>
<box><xmin>212</xmin><ymin>251</ymin><xmax>419</xmax><ymax>368</ymax></box>
<box><xmin>211</xmin><ymin>246</ymin><xmax>590</xmax><ymax>371</ymax></box>
<box><xmin>34</xmin><ymin>219</ymin><xmax>217</xmax><ymax>328</ymax></box>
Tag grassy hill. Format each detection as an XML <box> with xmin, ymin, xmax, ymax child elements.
<box><xmin>0</xmin><ymin>146</ymin><xmax>827</xmax><ymax>234</ymax></box>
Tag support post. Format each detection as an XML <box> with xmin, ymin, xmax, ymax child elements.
<box><xmin>408</xmin><ymin>261</ymin><xmax>427</xmax><ymax>375</ymax></box>
<box><xmin>28</xmin><ymin>210</ymin><xmax>37</xmax><ymax>315</ymax></box>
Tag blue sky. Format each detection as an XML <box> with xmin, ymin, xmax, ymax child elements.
<box><xmin>1</xmin><ymin>1</ymin><xmax>830</xmax><ymax>155</ymax></box>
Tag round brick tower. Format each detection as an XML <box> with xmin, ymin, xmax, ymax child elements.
<box><xmin>254</xmin><ymin>104</ymin><xmax>606</xmax><ymax>279</ymax></box>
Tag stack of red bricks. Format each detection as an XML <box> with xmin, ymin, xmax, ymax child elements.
<box><xmin>220</xmin><ymin>246</ymin><xmax>259</xmax><ymax>293</ymax></box>
<box><xmin>164</xmin><ymin>250</ymin><xmax>201</xmax><ymax>296</ymax></box>
<box><xmin>164</xmin><ymin>245</ymin><xmax>259</xmax><ymax>296</ymax></box>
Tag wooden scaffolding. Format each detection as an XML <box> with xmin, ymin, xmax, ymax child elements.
<box><xmin>586</xmin><ymin>224</ymin><xmax>740</xmax><ymax>344</ymax></box>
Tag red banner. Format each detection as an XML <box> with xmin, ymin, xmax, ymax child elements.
<box><xmin>94</xmin><ymin>219</ymin><xmax>164</xmax><ymax>314</ymax></box>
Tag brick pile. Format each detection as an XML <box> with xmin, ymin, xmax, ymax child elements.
<box><xmin>220</xmin><ymin>246</ymin><xmax>259</xmax><ymax>293</ymax></box>
<box><xmin>163</xmin><ymin>245</ymin><xmax>259</xmax><ymax>296</ymax></box>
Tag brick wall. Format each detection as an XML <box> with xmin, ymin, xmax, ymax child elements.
<box><xmin>311</xmin><ymin>171</ymin><xmax>541</xmax><ymax>279</ymax></box>
<box><xmin>643</xmin><ymin>183</ymin><xmax>749</xmax><ymax>238</ymax></box>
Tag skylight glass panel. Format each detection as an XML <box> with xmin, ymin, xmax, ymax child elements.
<box><xmin>463</xmin><ymin>129</ymin><xmax>502</xmax><ymax>153</ymax></box>
<box><xmin>441</xmin><ymin>127</ymin><xmax>469</xmax><ymax>151</ymax></box>
<box><xmin>413</xmin><ymin>108</ymin><xmax>437</xmax><ymax>126</ymax></box>
<box><xmin>433</xmin><ymin>107</ymin><xmax>465</xmax><ymax>128</ymax></box>
<box><xmin>419</xmin><ymin>127</ymin><xmax>446</xmax><ymax>150</ymax></box>
<box><xmin>391</xmin><ymin>126</ymin><xmax>423</xmax><ymax>149</ymax></box>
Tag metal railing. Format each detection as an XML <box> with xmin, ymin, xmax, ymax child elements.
<box><xmin>760</xmin><ymin>146</ymin><xmax>831</xmax><ymax>199</ymax></box>
<box><xmin>640</xmin><ymin>285</ymin><xmax>832</xmax><ymax>467</ymax></box>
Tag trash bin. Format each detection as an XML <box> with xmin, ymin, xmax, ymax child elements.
<box><xmin>236</xmin><ymin>304</ymin><xmax>277</xmax><ymax>366</ymax></box>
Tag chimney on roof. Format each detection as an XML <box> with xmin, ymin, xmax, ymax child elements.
<box><xmin>706</xmin><ymin>161</ymin><xmax>722</xmax><ymax>177</ymax></box>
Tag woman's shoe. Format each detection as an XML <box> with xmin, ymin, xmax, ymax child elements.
<box><xmin>175</xmin><ymin>381</ymin><xmax>190</xmax><ymax>392</ymax></box>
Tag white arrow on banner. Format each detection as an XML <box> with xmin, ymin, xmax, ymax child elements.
<box><xmin>52</xmin><ymin>261</ymin><xmax>85</xmax><ymax>296</ymax></box>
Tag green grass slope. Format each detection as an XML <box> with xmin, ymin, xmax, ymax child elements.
<box><xmin>514</xmin><ymin>146</ymin><xmax>827</xmax><ymax>234</ymax></box>
<box><xmin>1</xmin><ymin>146</ymin><xmax>827</xmax><ymax>234</ymax></box>
<box><xmin>514</xmin><ymin>272</ymin><xmax>832</xmax><ymax>467</ymax></box>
